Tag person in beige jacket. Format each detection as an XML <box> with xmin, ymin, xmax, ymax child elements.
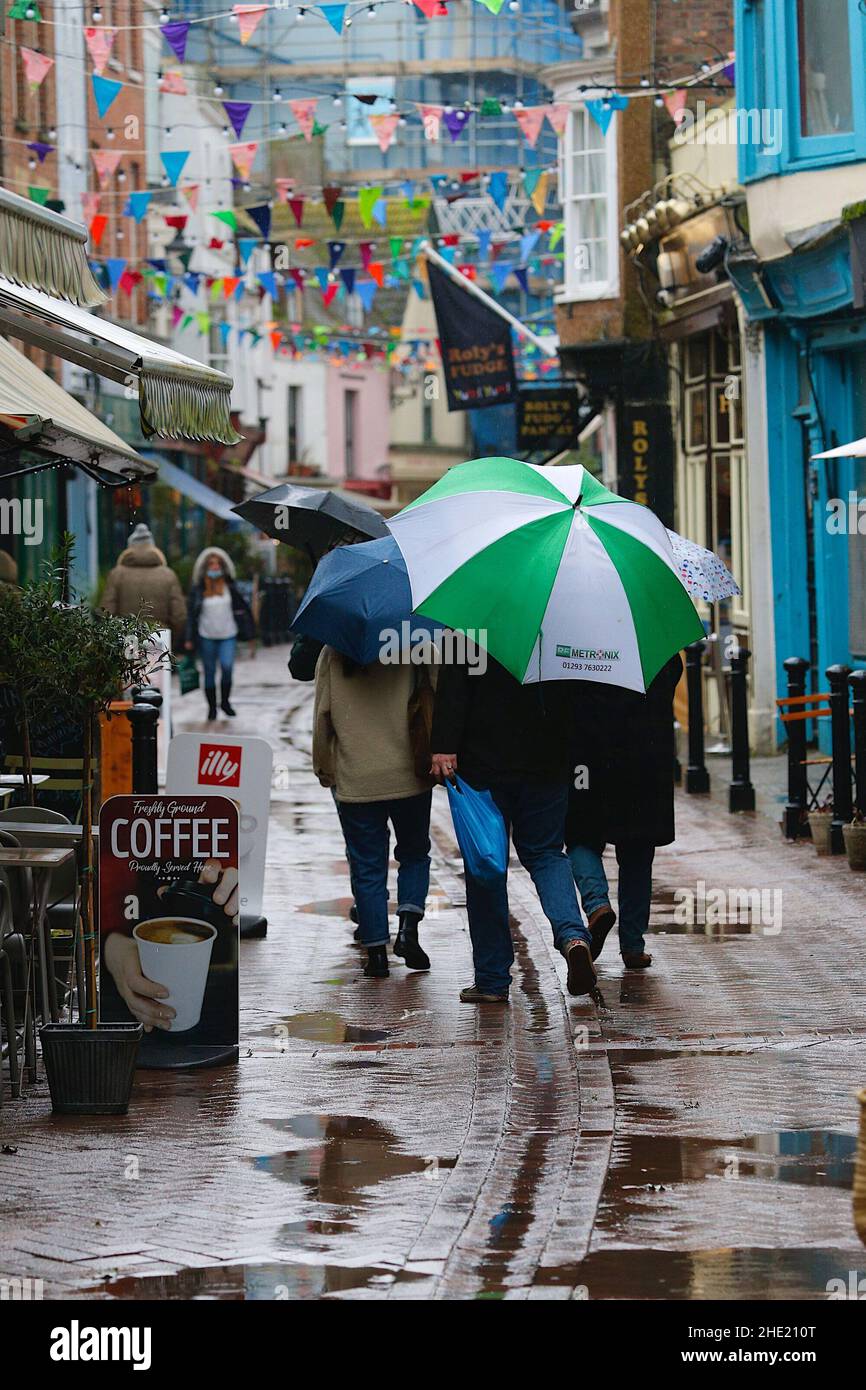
<box><xmin>313</xmin><ymin>647</ymin><xmax>435</xmax><ymax>979</ymax></box>
<box><xmin>101</xmin><ymin>523</ymin><xmax>187</xmax><ymax>645</ymax></box>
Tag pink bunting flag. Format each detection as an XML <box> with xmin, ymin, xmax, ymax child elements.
<box><xmin>159</xmin><ymin>70</ymin><xmax>187</xmax><ymax>96</ymax></box>
<box><xmin>418</xmin><ymin>104</ymin><xmax>443</xmax><ymax>141</ymax></box>
<box><xmin>412</xmin><ymin>0</ymin><xmax>439</xmax><ymax>14</ymax></box>
<box><xmin>359</xmin><ymin>241</ymin><xmax>373</xmax><ymax>271</ymax></box>
<box><xmin>91</xmin><ymin>149</ymin><xmax>122</xmax><ymax>188</ymax></box>
<box><xmin>233</xmin><ymin>4</ymin><xmax>267</xmax><ymax>44</ymax></box>
<box><xmin>20</xmin><ymin>47</ymin><xmax>54</xmax><ymax>94</ymax></box>
<box><xmin>274</xmin><ymin>178</ymin><xmax>295</xmax><ymax>203</ymax></box>
<box><xmin>229</xmin><ymin>142</ymin><xmax>258</xmax><ymax>181</ymax></box>
<box><xmin>369</xmin><ymin>113</ymin><xmax>400</xmax><ymax>153</ymax></box>
<box><xmin>84</xmin><ymin>26</ymin><xmax>117</xmax><ymax>76</ymax></box>
<box><xmin>546</xmin><ymin>103</ymin><xmax>569</xmax><ymax>137</ymax></box>
<box><xmin>81</xmin><ymin>190</ymin><xmax>101</xmax><ymax>222</ymax></box>
<box><xmin>514</xmin><ymin>105</ymin><xmax>546</xmax><ymax>148</ymax></box>
<box><xmin>289</xmin><ymin>98</ymin><xmax>317</xmax><ymax>142</ymax></box>
<box><xmin>182</xmin><ymin>184</ymin><xmax>200</xmax><ymax>211</ymax></box>
<box><xmin>663</xmin><ymin>89</ymin><xmax>688</xmax><ymax>124</ymax></box>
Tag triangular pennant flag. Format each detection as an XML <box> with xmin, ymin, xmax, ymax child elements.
<box><xmin>195</xmin><ymin>312</ymin><xmax>211</xmax><ymax>335</ymax></box>
<box><xmin>418</xmin><ymin>104</ymin><xmax>442</xmax><ymax>141</ymax></box>
<box><xmin>229</xmin><ymin>142</ymin><xmax>258</xmax><ymax>181</ymax></box>
<box><xmin>372</xmin><ymin>198</ymin><xmax>388</xmax><ymax>227</ymax></box>
<box><xmin>358</xmin><ymin>186</ymin><xmax>382</xmax><ymax>229</ymax></box>
<box><xmin>369</xmin><ymin>113</ymin><xmax>400</xmax><ymax>153</ymax></box>
<box><xmin>288</xmin><ymin>197</ymin><xmax>305</xmax><ymax>227</ymax></box>
<box><xmin>359</xmin><ymin>241</ymin><xmax>373</xmax><ymax>271</ymax></box>
<box><xmin>585</xmin><ymin>98</ymin><xmax>614</xmax><ymax>136</ymax></box>
<box><xmin>368</xmin><ymin>261</ymin><xmax>384</xmax><ymax>287</ymax></box>
<box><xmin>159</xmin><ymin>70</ymin><xmax>187</xmax><ymax>95</ymax></box>
<box><xmin>212</xmin><ymin>209</ymin><xmax>238</xmax><ymax>232</ymax></box>
<box><xmin>106</xmin><ymin>257</ymin><xmax>126</xmax><ymax>292</ymax></box>
<box><xmin>520</xmin><ymin>230</ymin><xmax>541</xmax><ymax>260</ymax></box>
<box><xmin>412</xmin><ymin>277</ymin><xmax>426</xmax><ymax>300</ymax></box>
<box><xmin>548</xmin><ymin>221</ymin><xmax>564</xmax><ymax>251</ymax></box>
<box><xmin>223</xmin><ymin>100</ymin><xmax>252</xmax><ymax>139</ymax></box>
<box><xmin>356</xmin><ymin>280</ymin><xmax>377</xmax><ymax>312</ymax></box>
<box><xmin>160</xmin><ymin>150</ymin><xmax>189</xmax><ymax>186</ymax></box>
<box><xmin>91</xmin><ymin>149</ymin><xmax>121</xmax><ymax>187</ymax></box>
<box><xmin>182</xmin><ymin>184</ymin><xmax>200</xmax><ymax>212</ymax></box>
<box><xmin>339</xmin><ymin>267</ymin><xmax>356</xmax><ymax>295</ymax></box>
<box><xmin>330</xmin><ymin>200</ymin><xmax>345</xmax><ymax>230</ymax></box>
<box><xmin>443</xmin><ymin>108</ymin><xmax>471</xmax><ymax>142</ymax></box>
<box><xmin>480</xmin><ymin>97</ymin><xmax>502</xmax><ymax>117</ymax></box>
<box><xmin>314</xmin><ymin>268</ymin><xmax>330</xmax><ymax>291</ymax></box>
<box><xmin>389</xmin><ymin>236</ymin><xmax>403</xmax><ymax>260</ymax></box>
<box><xmin>238</xmin><ymin>237</ymin><xmax>257</xmax><ymax>266</ymax></box>
<box><xmin>475</xmin><ymin>0</ymin><xmax>506</xmax><ymax>10</ymax></box>
<box><xmin>20</xmin><ymin>47</ymin><xmax>53</xmax><ymax>93</ymax></box>
<box><xmin>120</xmin><ymin>269</ymin><xmax>142</xmax><ymax>296</ymax></box>
<box><xmin>513</xmin><ymin>266</ymin><xmax>529</xmax><ymax>294</ymax></box>
<box><xmin>662</xmin><ymin>89</ymin><xmax>687</xmax><ymax>124</ymax></box>
<box><xmin>514</xmin><ymin>105</ymin><xmax>546</xmax><ymax>148</ymax></box>
<box><xmin>246</xmin><ymin>203</ymin><xmax>271</xmax><ymax>239</ymax></box>
<box><xmin>412</xmin><ymin>0</ymin><xmax>438</xmax><ymax>14</ymax></box>
<box><xmin>124</xmin><ymin>190</ymin><xmax>152</xmax><ymax>222</ymax></box>
<box><xmin>488</xmin><ymin>170</ymin><xmax>508</xmax><ymax>212</ymax></box>
<box><xmin>274</xmin><ymin>178</ymin><xmax>295</xmax><ymax>203</ymax></box>
<box><xmin>477</xmin><ymin>228</ymin><xmax>492</xmax><ymax>260</ymax></box>
<box><xmin>160</xmin><ymin>20</ymin><xmax>189</xmax><ymax>62</ymax></box>
<box><xmin>489</xmin><ymin>261</ymin><xmax>512</xmax><ymax>294</ymax></box>
<box><xmin>270</xmin><ymin>329</ymin><xmax>283</xmax><ymax>350</ymax></box>
<box><xmin>401</xmin><ymin>180</ymin><xmax>416</xmax><ymax>202</ymax></box>
<box><xmin>27</xmin><ymin>185</ymin><xmax>49</xmax><ymax>205</ymax></box>
<box><xmin>26</xmin><ymin>141</ymin><xmax>54</xmax><ymax>163</ymax></box>
<box><xmin>547</xmin><ymin>103</ymin><xmax>569</xmax><ymax>136</ymax></box>
<box><xmin>323</xmin><ymin>184</ymin><xmax>341</xmax><ymax>215</ymax></box>
<box><xmin>295</xmin><ymin>237</ymin><xmax>314</xmax><ymax>249</ymax></box>
<box><xmin>81</xmin><ymin>191</ymin><xmax>100</xmax><ymax>221</ymax></box>
<box><xmin>530</xmin><ymin>171</ymin><xmax>549</xmax><ymax>217</ymax></box>
<box><xmin>7</xmin><ymin>1</ymin><xmax>43</xmax><ymax>15</ymax></box>
<box><xmin>223</xmin><ymin>276</ymin><xmax>242</xmax><ymax>300</ymax></box>
<box><xmin>328</xmin><ymin>240</ymin><xmax>346</xmax><ymax>269</ymax></box>
<box><xmin>233</xmin><ymin>4</ymin><xmax>267</xmax><ymax>44</ymax></box>
<box><xmin>84</xmin><ymin>26</ymin><xmax>116</xmax><ymax>75</ymax></box>
<box><xmin>164</xmin><ymin>214</ymin><xmax>187</xmax><ymax>231</ymax></box>
<box><xmin>289</xmin><ymin>98</ymin><xmax>318</xmax><ymax>141</ymax></box>
<box><xmin>91</xmin><ymin>73</ymin><xmax>123</xmax><ymax>119</ymax></box>
<box><xmin>319</xmin><ymin>4</ymin><xmax>347</xmax><ymax>32</ymax></box>
<box><xmin>258</xmin><ymin>270</ymin><xmax>277</xmax><ymax>297</ymax></box>
<box><xmin>523</xmin><ymin>168</ymin><xmax>542</xmax><ymax>198</ymax></box>
<box><xmin>89</xmin><ymin>214</ymin><xmax>108</xmax><ymax>248</ymax></box>
<box><xmin>288</xmin><ymin>268</ymin><xmax>305</xmax><ymax>291</ymax></box>
<box><xmin>322</xmin><ymin>284</ymin><xmax>338</xmax><ymax>307</ymax></box>
<box><xmin>218</xmin><ymin>321</ymin><xmax>232</xmax><ymax>346</ymax></box>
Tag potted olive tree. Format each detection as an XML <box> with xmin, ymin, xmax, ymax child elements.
<box><xmin>0</xmin><ymin>539</ymin><xmax>160</xmax><ymax>1113</ymax></box>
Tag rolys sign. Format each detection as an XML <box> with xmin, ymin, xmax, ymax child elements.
<box><xmin>108</xmin><ymin>799</ymin><xmax>232</xmax><ymax>861</ymax></box>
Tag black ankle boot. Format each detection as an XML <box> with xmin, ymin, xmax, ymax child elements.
<box><xmin>205</xmin><ymin>685</ymin><xmax>218</xmax><ymax>721</ymax></box>
<box><xmin>363</xmin><ymin>944</ymin><xmax>389</xmax><ymax>978</ymax></box>
<box><xmin>220</xmin><ymin>677</ymin><xmax>236</xmax><ymax>716</ymax></box>
<box><xmin>393</xmin><ymin>913</ymin><xmax>430</xmax><ymax>971</ymax></box>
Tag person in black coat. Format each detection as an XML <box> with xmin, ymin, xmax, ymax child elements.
<box><xmin>566</xmin><ymin>654</ymin><xmax>683</xmax><ymax>970</ymax></box>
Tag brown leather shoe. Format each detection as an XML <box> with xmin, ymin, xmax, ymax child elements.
<box><xmin>460</xmin><ymin>985</ymin><xmax>509</xmax><ymax>1005</ymax></box>
<box><xmin>564</xmin><ymin>939</ymin><xmax>597</xmax><ymax>996</ymax></box>
<box><xmin>587</xmin><ymin>904</ymin><xmax>617</xmax><ymax>962</ymax></box>
<box><xmin>621</xmin><ymin>951</ymin><xmax>652</xmax><ymax>970</ymax></box>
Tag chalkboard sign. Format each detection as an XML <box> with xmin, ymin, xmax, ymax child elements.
<box><xmin>517</xmin><ymin>387</ymin><xmax>582</xmax><ymax>454</ymax></box>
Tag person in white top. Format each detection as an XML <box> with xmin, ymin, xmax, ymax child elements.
<box><xmin>185</xmin><ymin>547</ymin><xmax>254</xmax><ymax>721</ymax></box>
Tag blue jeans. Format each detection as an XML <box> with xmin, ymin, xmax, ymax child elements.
<box><xmin>337</xmin><ymin>792</ymin><xmax>432</xmax><ymax>947</ymax></box>
<box><xmin>464</xmin><ymin>779</ymin><xmax>590</xmax><ymax>996</ymax></box>
<box><xmin>567</xmin><ymin>840</ymin><xmax>656</xmax><ymax>955</ymax></box>
<box><xmin>199</xmin><ymin>635</ymin><xmax>236</xmax><ymax>688</ymax></box>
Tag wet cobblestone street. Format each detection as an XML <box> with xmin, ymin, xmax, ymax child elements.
<box><xmin>1</xmin><ymin>647</ymin><xmax>864</xmax><ymax>1300</ymax></box>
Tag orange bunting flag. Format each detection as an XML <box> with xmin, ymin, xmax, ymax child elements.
<box><xmin>233</xmin><ymin>5</ymin><xmax>267</xmax><ymax>44</ymax></box>
<box><xmin>514</xmin><ymin>105</ymin><xmax>547</xmax><ymax>148</ymax></box>
<box><xmin>369</xmin><ymin>113</ymin><xmax>400</xmax><ymax>153</ymax></box>
<box><xmin>229</xmin><ymin>141</ymin><xmax>258</xmax><ymax>181</ymax></box>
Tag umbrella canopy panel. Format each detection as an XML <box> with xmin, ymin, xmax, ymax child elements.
<box><xmin>233</xmin><ymin>481</ymin><xmax>389</xmax><ymax>559</ymax></box>
<box><xmin>0</xmin><ymin>276</ymin><xmax>240</xmax><ymax>447</ymax></box>
<box><xmin>0</xmin><ymin>335</ymin><xmax>155</xmax><ymax>480</ymax></box>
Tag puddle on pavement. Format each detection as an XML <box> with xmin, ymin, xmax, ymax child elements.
<box><xmin>95</xmin><ymin>1261</ymin><xmax>427</xmax><ymax>1300</ymax></box>
<box><xmin>598</xmin><ymin>1130</ymin><xmax>857</xmax><ymax>1214</ymax></box>
<box><xmin>646</xmin><ymin>885</ymin><xmax>763</xmax><ymax>936</ymax></box>
<box><xmin>533</xmin><ymin>1248</ymin><xmax>865</xmax><ymax>1300</ymax></box>
<box><xmin>297</xmin><ymin>896</ymin><xmax>355</xmax><ymax>917</ymax></box>
<box><xmin>271</xmin><ymin>1011</ymin><xmax>391</xmax><ymax>1044</ymax></box>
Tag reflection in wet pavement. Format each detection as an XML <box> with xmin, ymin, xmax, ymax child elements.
<box><xmin>97</xmin><ymin>1262</ymin><xmax>428</xmax><ymax>1300</ymax></box>
<box><xmin>536</xmin><ymin>1248</ymin><xmax>866</xmax><ymax>1300</ymax></box>
<box><xmin>254</xmin><ymin>1114</ymin><xmax>431</xmax><ymax>1214</ymax></box>
<box><xmin>270</xmin><ymin>1012</ymin><xmax>391</xmax><ymax>1044</ymax></box>
<box><xmin>297</xmin><ymin>896</ymin><xmax>355</xmax><ymax>916</ymax></box>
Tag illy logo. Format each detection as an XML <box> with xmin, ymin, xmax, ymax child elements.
<box><xmin>198</xmin><ymin>743</ymin><xmax>242</xmax><ymax>788</ymax></box>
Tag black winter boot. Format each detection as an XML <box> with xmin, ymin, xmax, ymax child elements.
<box><xmin>363</xmin><ymin>945</ymin><xmax>389</xmax><ymax>978</ymax></box>
<box><xmin>205</xmin><ymin>685</ymin><xmax>218</xmax><ymax>721</ymax></box>
<box><xmin>393</xmin><ymin>912</ymin><xmax>430</xmax><ymax>971</ymax></box>
<box><xmin>220</xmin><ymin>676</ymin><xmax>236</xmax><ymax>716</ymax></box>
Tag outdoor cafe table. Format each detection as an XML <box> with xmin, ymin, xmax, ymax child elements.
<box><xmin>0</xmin><ymin>846</ymin><xmax>75</xmax><ymax>1086</ymax></box>
<box><xmin>0</xmin><ymin>775</ymin><xmax>51</xmax><ymax>788</ymax></box>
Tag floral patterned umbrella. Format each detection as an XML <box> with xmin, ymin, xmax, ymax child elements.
<box><xmin>666</xmin><ymin>529</ymin><xmax>740</xmax><ymax>603</ymax></box>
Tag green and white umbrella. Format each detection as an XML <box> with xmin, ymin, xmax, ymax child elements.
<box><xmin>387</xmin><ymin>456</ymin><xmax>705</xmax><ymax>692</ymax></box>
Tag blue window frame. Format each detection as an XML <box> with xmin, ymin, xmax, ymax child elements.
<box><xmin>736</xmin><ymin>0</ymin><xmax>866</xmax><ymax>181</ymax></box>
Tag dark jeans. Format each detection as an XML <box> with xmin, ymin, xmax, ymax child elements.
<box><xmin>199</xmin><ymin>635</ymin><xmax>236</xmax><ymax>688</ymax></box>
<box><xmin>567</xmin><ymin>839</ymin><xmax>656</xmax><ymax>955</ymax></box>
<box><xmin>464</xmin><ymin>778</ymin><xmax>590</xmax><ymax>996</ymax></box>
<box><xmin>337</xmin><ymin>791</ymin><xmax>432</xmax><ymax>947</ymax></box>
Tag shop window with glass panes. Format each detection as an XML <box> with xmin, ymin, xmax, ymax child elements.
<box><xmin>559</xmin><ymin>105</ymin><xmax>618</xmax><ymax>300</ymax></box>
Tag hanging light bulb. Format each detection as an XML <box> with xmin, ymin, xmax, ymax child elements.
<box><xmin>214</xmin><ymin>82</ymin><xmax>224</xmax><ymax>97</ymax></box>
<box><xmin>509</xmin><ymin>0</ymin><xmax>519</xmax><ymax>10</ymax></box>
<box><xmin>48</xmin><ymin>127</ymin><xmax>56</xmax><ymax>139</ymax></box>
<box><xmin>345</xmin><ymin>13</ymin><xmax>352</xmax><ymax>23</ymax></box>
<box><xmin>92</xmin><ymin>7</ymin><xmax>102</xmax><ymax>20</ymax></box>
<box><xmin>333</xmin><ymin>95</ymin><xmax>342</xmax><ymax>107</ymax></box>
<box><xmin>106</xmin><ymin>127</ymin><xmax>115</xmax><ymax>139</ymax></box>
<box><xmin>273</xmin><ymin>88</ymin><xmax>282</xmax><ymax>101</ymax></box>
<box><xmin>160</xmin><ymin>7</ymin><xmax>170</xmax><ymax>21</ymax></box>
<box><xmin>640</xmin><ymin>74</ymin><xmax>650</xmax><ymax>87</ymax></box>
<box><xmin>654</xmin><ymin>95</ymin><xmax>664</xmax><ymax>108</ymax></box>
<box><xmin>28</xmin><ymin>157</ymin><xmax>36</xmax><ymax>170</ymax></box>
<box><xmin>367</xmin><ymin>3</ymin><xmax>377</xmax><ymax>14</ymax></box>
<box><xmin>118</xmin><ymin>169</ymin><xmax>126</xmax><ymax>182</ymax></box>
<box><xmin>298</xmin><ymin>5</ymin><xmax>306</xmax><ymax>16</ymax></box>
<box><xmin>279</xmin><ymin>121</ymin><xmax>288</xmax><ymax>134</ymax></box>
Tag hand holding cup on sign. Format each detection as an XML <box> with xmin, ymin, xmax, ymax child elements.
<box><xmin>103</xmin><ymin>932</ymin><xmax>176</xmax><ymax>1032</ymax></box>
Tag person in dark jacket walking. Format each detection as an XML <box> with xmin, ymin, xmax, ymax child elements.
<box><xmin>185</xmin><ymin>547</ymin><xmax>254</xmax><ymax>721</ymax></box>
<box><xmin>431</xmin><ymin>655</ymin><xmax>595</xmax><ymax>1003</ymax></box>
<box><xmin>566</xmin><ymin>654</ymin><xmax>683</xmax><ymax>970</ymax></box>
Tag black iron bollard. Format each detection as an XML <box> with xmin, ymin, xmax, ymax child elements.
<box><xmin>130</xmin><ymin>685</ymin><xmax>163</xmax><ymax>712</ymax></box>
<box><xmin>685</xmin><ymin>640</ymin><xmax>710</xmax><ymax>793</ymax></box>
<box><xmin>782</xmin><ymin>656</ymin><xmax>809</xmax><ymax>840</ymax></box>
<box><xmin>728</xmin><ymin>646</ymin><xmax>756</xmax><ymax>812</ymax></box>
<box><xmin>827</xmin><ymin>663</ymin><xmax>853</xmax><ymax>852</ymax></box>
<box><xmin>850</xmin><ymin>669</ymin><xmax>866</xmax><ymax>816</ymax></box>
<box><xmin>126</xmin><ymin>703</ymin><xmax>159</xmax><ymax>794</ymax></box>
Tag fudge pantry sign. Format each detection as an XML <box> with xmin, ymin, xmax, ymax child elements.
<box><xmin>99</xmin><ymin>794</ymin><xmax>239</xmax><ymax>1067</ymax></box>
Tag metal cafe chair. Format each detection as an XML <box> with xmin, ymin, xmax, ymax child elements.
<box><xmin>0</xmin><ymin>807</ymin><xmax>79</xmax><ymax>1019</ymax></box>
<box><xmin>0</xmin><ymin>864</ymin><xmax>23</xmax><ymax>1099</ymax></box>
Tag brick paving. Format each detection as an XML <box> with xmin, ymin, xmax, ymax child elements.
<box><xmin>0</xmin><ymin>645</ymin><xmax>864</xmax><ymax>1300</ymax></box>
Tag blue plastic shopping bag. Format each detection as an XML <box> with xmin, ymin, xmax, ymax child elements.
<box><xmin>445</xmin><ymin>775</ymin><xmax>508</xmax><ymax>884</ymax></box>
